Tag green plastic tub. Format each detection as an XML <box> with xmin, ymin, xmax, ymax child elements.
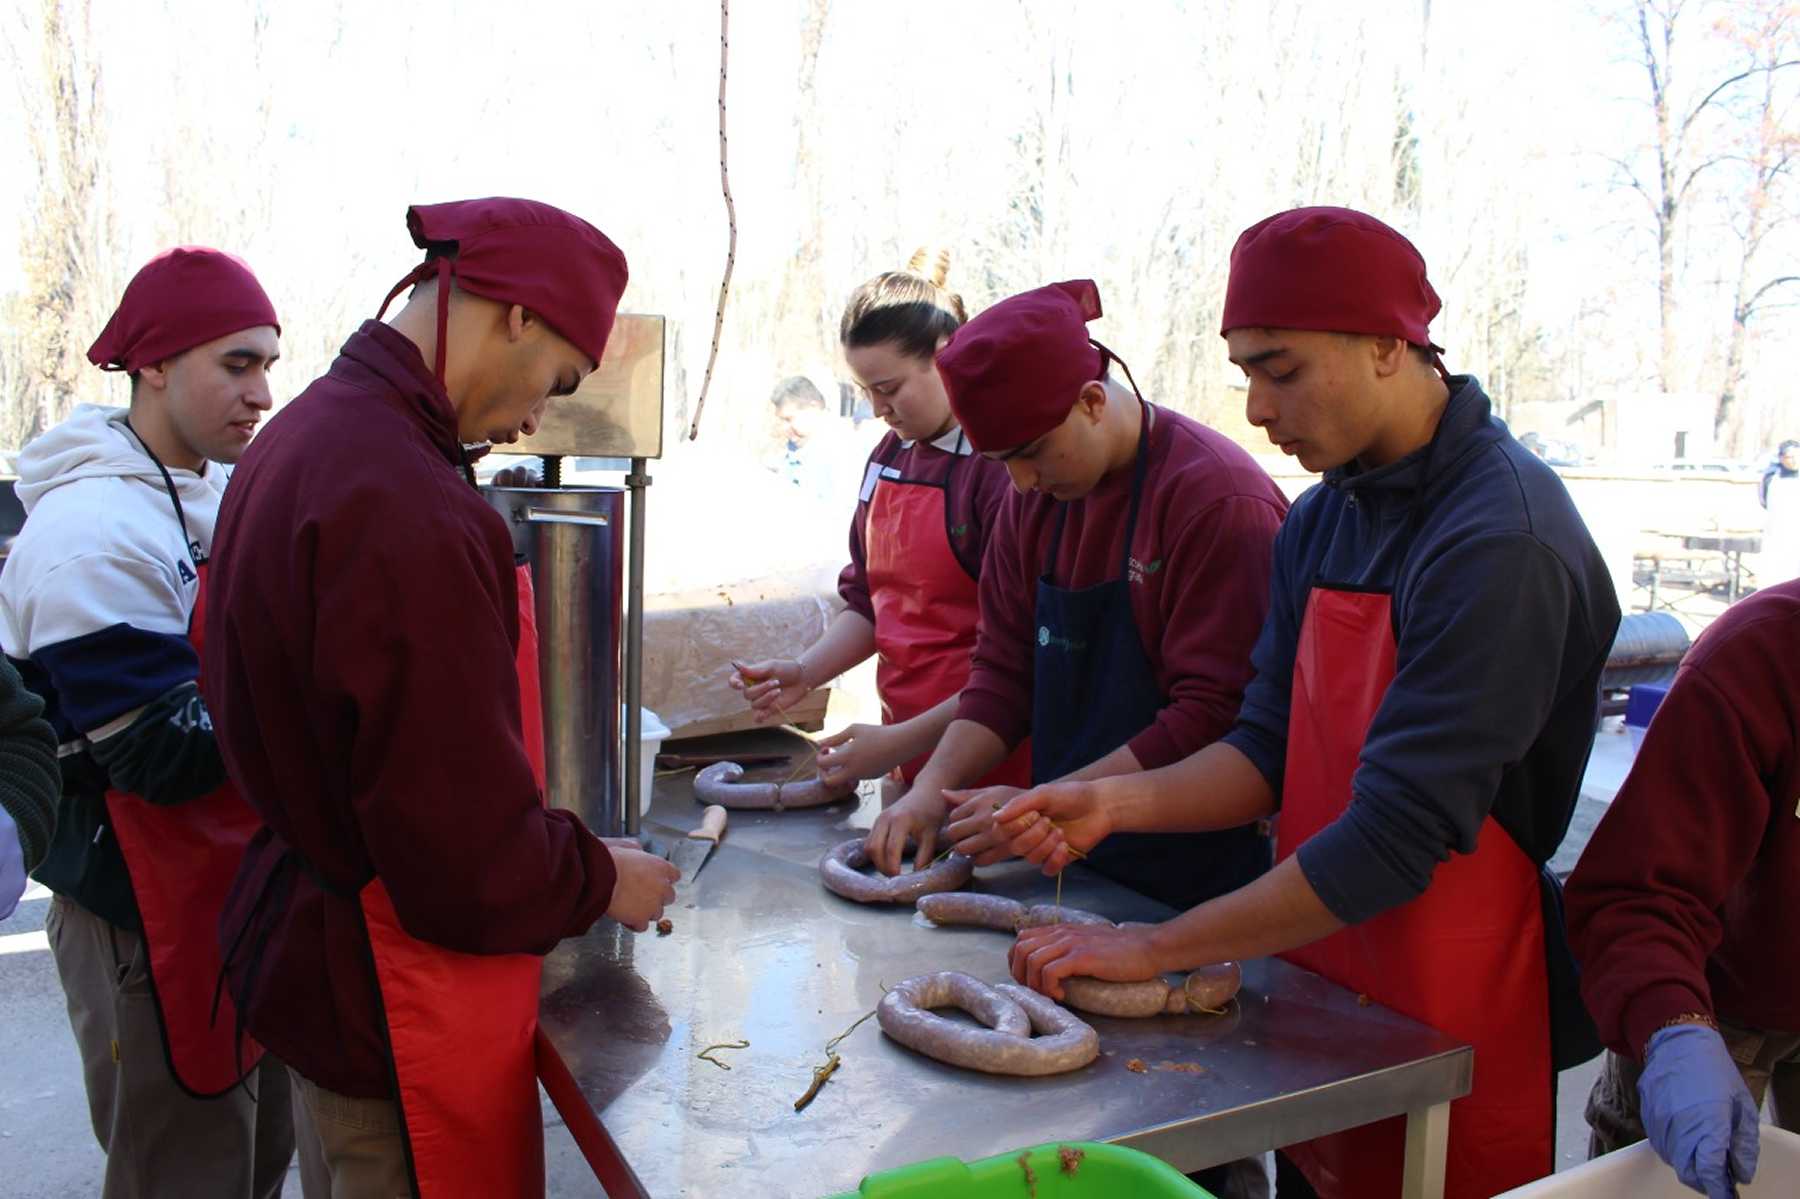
<box><xmin>825</xmin><ymin>1141</ymin><xmax>1215</xmax><ymax>1198</ymax></box>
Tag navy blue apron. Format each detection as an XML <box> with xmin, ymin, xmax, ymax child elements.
<box><xmin>1028</xmin><ymin>401</ymin><xmax>1269</xmax><ymax>911</ymax></box>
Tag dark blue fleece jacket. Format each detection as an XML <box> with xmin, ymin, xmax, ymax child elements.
<box><xmin>1223</xmin><ymin>377</ymin><xmax>1620</xmax><ymax>924</ymax></box>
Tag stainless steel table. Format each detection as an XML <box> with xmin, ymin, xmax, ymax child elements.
<box><xmin>541</xmin><ymin>766</ymin><xmax>1471</xmax><ymax>1198</ymax></box>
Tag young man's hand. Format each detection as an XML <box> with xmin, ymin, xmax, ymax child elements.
<box><xmin>603</xmin><ymin>847</ymin><xmax>680</xmax><ymax>933</ymax></box>
<box><xmin>864</xmin><ymin>788</ymin><xmax>949</xmax><ymax>877</ymax></box>
<box><xmin>943</xmin><ymin>786</ymin><xmax>1022</xmax><ymax>865</ymax></box>
<box><xmin>994</xmin><ymin>782</ymin><xmax>1113</xmax><ymax>875</ymax></box>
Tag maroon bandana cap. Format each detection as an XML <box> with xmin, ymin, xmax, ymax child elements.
<box><xmin>376</xmin><ymin>197</ymin><xmax>629</xmax><ymax>383</ymax></box>
<box><xmin>87</xmin><ymin>247</ymin><xmax>279</xmax><ymax>373</ymax></box>
<box><xmin>936</xmin><ymin>279</ymin><xmax>1105</xmax><ymax>454</ymax></box>
<box><xmin>1220</xmin><ymin>206</ymin><xmax>1442</xmax><ymax>351</ymax></box>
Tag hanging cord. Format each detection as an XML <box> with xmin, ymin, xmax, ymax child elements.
<box><xmin>687</xmin><ymin>0</ymin><xmax>737</xmax><ymax>441</ymax></box>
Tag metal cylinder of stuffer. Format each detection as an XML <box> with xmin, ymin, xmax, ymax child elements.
<box><xmin>481</xmin><ymin>486</ymin><xmax>627</xmax><ymax>835</ymax></box>
<box><xmin>1602</xmin><ymin>611</ymin><xmax>1691</xmax><ymax>690</ymax></box>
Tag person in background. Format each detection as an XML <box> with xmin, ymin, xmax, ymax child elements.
<box><xmin>732</xmin><ymin>249</ymin><xmax>1030</xmax><ymax>794</ymax></box>
<box><xmin>0</xmin><ymin>246</ymin><xmax>294</xmax><ymax>1198</ymax></box>
<box><xmin>994</xmin><ymin>209</ymin><xmax>1620</xmax><ymax>1199</ymax></box>
<box><xmin>1567</xmin><ymin>577</ymin><xmax>1800</xmax><ymax>1199</ymax></box>
<box><xmin>1759</xmin><ymin>439</ymin><xmax>1800</xmax><ymax>581</ymax></box>
<box><xmin>772</xmin><ymin>375</ymin><xmax>831</xmax><ymax>468</ymax></box>
<box><xmin>1758</xmin><ymin>439</ymin><xmax>1797</xmax><ymax>509</ymax></box>
<box><xmin>765</xmin><ymin>371</ymin><xmax>867</xmax><ymax>505</ymax></box>
<box><xmin>205</xmin><ymin>199</ymin><xmax>678</xmax><ymax>1199</ymax></box>
<box><xmin>0</xmin><ymin>654</ymin><xmax>58</xmax><ymax>921</ymax></box>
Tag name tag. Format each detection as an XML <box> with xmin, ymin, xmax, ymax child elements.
<box><xmin>859</xmin><ymin>462</ymin><xmax>883</xmax><ymax>503</ymax></box>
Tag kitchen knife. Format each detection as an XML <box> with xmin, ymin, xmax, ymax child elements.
<box><xmin>669</xmin><ymin>805</ymin><xmax>727</xmax><ymax>883</ymax></box>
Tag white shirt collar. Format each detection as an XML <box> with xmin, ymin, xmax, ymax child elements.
<box><xmin>899</xmin><ymin>424</ymin><xmax>972</xmax><ymax>455</ymax></box>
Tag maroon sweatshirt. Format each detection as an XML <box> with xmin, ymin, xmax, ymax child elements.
<box><xmin>836</xmin><ymin>427</ymin><xmax>1015</xmax><ymax>619</ymax></box>
<box><xmin>1568</xmin><ymin>578</ymin><xmax>1800</xmax><ymax>1058</ymax></box>
<box><xmin>204</xmin><ymin>322</ymin><xmax>618</xmax><ymax>1098</ymax></box>
<box><xmin>955</xmin><ymin>404</ymin><xmax>1288</xmax><ymax>769</ymax></box>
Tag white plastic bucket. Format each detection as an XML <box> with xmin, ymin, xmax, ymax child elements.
<box><xmin>633</xmin><ymin>706</ymin><xmax>670</xmax><ymax>818</ymax></box>
<box><xmin>1497</xmin><ymin>1125</ymin><xmax>1800</xmax><ymax>1197</ymax></box>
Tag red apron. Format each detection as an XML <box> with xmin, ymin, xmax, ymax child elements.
<box><xmin>1277</xmin><ymin>587</ymin><xmax>1552</xmax><ymax>1199</ymax></box>
<box><xmin>357</xmin><ymin>564</ymin><xmax>551</xmax><ymax>1198</ymax></box>
<box><xmin>105</xmin><ymin>559</ymin><xmax>268</xmax><ymax>1097</ymax></box>
<box><xmin>863</xmin><ymin>437</ymin><xmax>1029</xmax><ymax>787</ymax></box>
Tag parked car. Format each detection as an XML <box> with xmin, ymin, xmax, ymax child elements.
<box><xmin>1518</xmin><ymin>432</ymin><xmax>1590</xmax><ymax>468</ymax></box>
<box><xmin>1648</xmin><ymin>458</ymin><xmax>1760</xmax><ymax>479</ymax></box>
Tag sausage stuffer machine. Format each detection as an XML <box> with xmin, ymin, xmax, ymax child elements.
<box><xmin>481</xmin><ymin>313</ymin><xmax>665</xmax><ymax>839</ymax></box>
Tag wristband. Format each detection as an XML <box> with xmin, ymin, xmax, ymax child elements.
<box><xmin>1643</xmin><ymin>1011</ymin><xmax>1719</xmax><ymax>1058</ymax></box>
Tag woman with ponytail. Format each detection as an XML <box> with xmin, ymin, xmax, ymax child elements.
<box><xmin>731</xmin><ymin>250</ymin><xmax>1030</xmax><ymax>793</ymax></box>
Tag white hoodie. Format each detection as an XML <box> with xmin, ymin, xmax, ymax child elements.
<box><xmin>0</xmin><ymin>405</ymin><xmax>226</xmax><ymax>733</ymax></box>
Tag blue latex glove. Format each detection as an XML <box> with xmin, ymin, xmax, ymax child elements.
<box><xmin>0</xmin><ymin>806</ymin><xmax>24</xmax><ymax>922</ymax></box>
<box><xmin>1639</xmin><ymin>1022</ymin><xmax>1760</xmax><ymax>1198</ymax></box>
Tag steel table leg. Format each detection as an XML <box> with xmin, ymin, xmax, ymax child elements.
<box><xmin>1401</xmin><ymin>1101</ymin><xmax>1450</xmax><ymax>1199</ymax></box>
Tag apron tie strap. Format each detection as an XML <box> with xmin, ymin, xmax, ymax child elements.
<box><xmin>374</xmin><ymin>262</ymin><xmax>432</xmax><ymax>323</ymax></box>
<box><xmin>374</xmin><ymin>256</ymin><xmax>456</xmax><ymax>386</ymax></box>
<box><xmin>431</xmin><ymin>256</ymin><xmax>452</xmax><ymax>384</ymax></box>
<box><xmin>211</xmin><ymin>845</ymin><xmax>300</xmax><ymax>1095</ymax></box>
<box><xmin>212</xmin><ymin>840</ymin><xmax>368</xmax><ymax>1091</ymax></box>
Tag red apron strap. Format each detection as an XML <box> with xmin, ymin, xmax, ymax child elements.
<box><xmin>375</xmin><ymin>262</ymin><xmax>432</xmax><ymax>322</ymax></box>
<box><xmin>514</xmin><ymin>563</ymin><xmax>546</xmax><ymax>789</ymax></box>
<box><xmin>1277</xmin><ymin>587</ymin><xmax>1553</xmax><ymax>1199</ymax></box>
<box><xmin>372</xmin><ymin>257</ymin><xmax>455</xmax><ymax>385</ymax></box>
<box><xmin>431</xmin><ymin>257</ymin><xmax>451</xmax><ymax>383</ymax></box>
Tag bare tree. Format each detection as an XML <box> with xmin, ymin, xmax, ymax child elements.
<box><xmin>768</xmin><ymin>0</ymin><xmax>835</xmax><ymax>374</ymax></box>
<box><xmin>3</xmin><ymin>0</ymin><xmax>122</xmax><ymax>450</ymax></box>
<box><xmin>1714</xmin><ymin>0</ymin><xmax>1800</xmax><ymax>447</ymax></box>
<box><xmin>1612</xmin><ymin>1</ymin><xmax>1718</xmax><ymax>392</ymax></box>
<box><xmin>1611</xmin><ymin>0</ymin><xmax>1800</xmax><ymax>408</ymax></box>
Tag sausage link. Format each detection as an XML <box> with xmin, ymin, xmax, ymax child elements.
<box><xmin>1181</xmin><ymin>961</ymin><xmax>1243</xmax><ymax>1011</ymax></box>
<box><xmin>876</xmin><ymin>972</ymin><xmax>1097</xmax><ymax>1076</ymax></box>
<box><xmin>1019</xmin><ymin>904</ymin><xmax>1113</xmax><ymax>929</ymax></box>
<box><xmin>819</xmin><ymin>838</ymin><xmax>974</xmax><ymax>904</ymax></box>
<box><xmin>694</xmin><ymin>761</ymin><xmax>845</xmax><ymax>810</ymax></box>
<box><xmin>1060</xmin><ymin>976</ymin><xmax>1173</xmax><ymax>1019</ymax></box>
<box><xmin>916</xmin><ymin>892</ymin><xmax>1026</xmax><ymax>931</ymax></box>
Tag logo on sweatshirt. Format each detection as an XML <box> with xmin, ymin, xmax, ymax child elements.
<box><xmin>1128</xmin><ymin>556</ymin><xmax>1163</xmax><ymax>585</ymax></box>
<box><xmin>949</xmin><ymin>522</ymin><xmax>972</xmax><ymax>540</ymax></box>
<box><xmin>177</xmin><ymin>559</ymin><xmax>196</xmax><ymax>584</ymax></box>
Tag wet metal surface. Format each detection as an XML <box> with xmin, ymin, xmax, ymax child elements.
<box><xmin>541</xmin><ymin>753</ymin><xmax>1472</xmax><ymax>1198</ymax></box>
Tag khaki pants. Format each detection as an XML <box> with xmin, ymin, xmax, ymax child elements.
<box><xmin>45</xmin><ymin>894</ymin><xmax>296</xmax><ymax>1199</ymax></box>
<box><xmin>1586</xmin><ymin>1016</ymin><xmax>1800</xmax><ymax>1157</ymax></box>
<box><xmin>289</xmin><ymin>1068</ymin><xmax>412</xmax><ymax>1199</ymax></box>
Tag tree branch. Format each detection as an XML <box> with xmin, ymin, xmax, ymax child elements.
<box><xmin>1744</xmin><ymin>274</ymin><xmax>1800</xmax><ymax>318</ymax></box>
<box><xmin>1604</xmin><ymin>154</ymin><xmax>1660</xmax><ymax>215</ymax></box>
<box><xmin>1675</xmin><ymin>154</ymin><xmax>1730</xmax><ymax>203</ymax></box>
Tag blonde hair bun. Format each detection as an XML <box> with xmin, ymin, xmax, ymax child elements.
<box><xmin>840</xmin><ymin>248</ymin><xmax>968</xmax><ymax>353</ymax></box>
<box><xmin>905</xmin><ymin>246</ymin><xmax>953</xmax><ymax>289</ymax></box>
